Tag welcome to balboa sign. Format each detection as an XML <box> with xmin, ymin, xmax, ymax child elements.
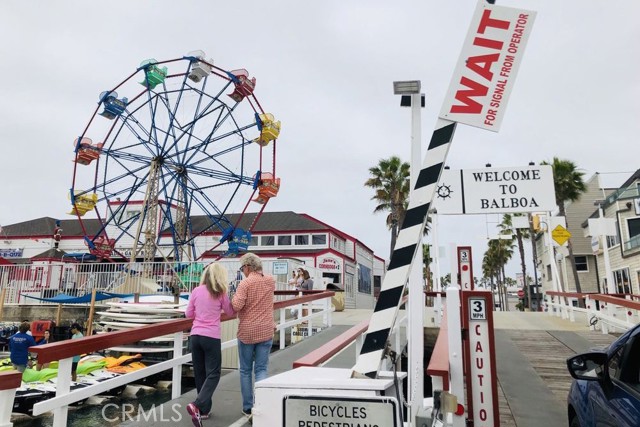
<box><xmin>433</xmin><ymin>165</ymin><xmax>555</xmax><ymax>215</ymax></box>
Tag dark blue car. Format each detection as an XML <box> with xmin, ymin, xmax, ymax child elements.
<box><xmin>566</xmin><ymin>323</ymin><xmax>640</xmax><ymax>427</ymax></box>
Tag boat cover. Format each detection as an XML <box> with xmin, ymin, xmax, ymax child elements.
<box><xmin>23</xmin><ymin>291</ymin><xmax>133</xmax><ymax>304</ymax></box>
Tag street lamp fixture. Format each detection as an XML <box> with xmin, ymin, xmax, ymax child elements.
<box><xmin>393</xmin><ymin>80</ymin><xmax>421</xmax><ymax>94</ymax></box>
<box><xmin>393</xmin><ymin>80</ymin><xmax>425</xmax><ymax>107</ymax></box>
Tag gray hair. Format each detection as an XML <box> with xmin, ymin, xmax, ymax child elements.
<box><xmin>239</xmin><ymin>252</ymin><xmax>262</xmax><ymax>272</ymax></box>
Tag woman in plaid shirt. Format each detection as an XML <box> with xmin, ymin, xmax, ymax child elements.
<box><xmin>232</xmin><ymin>252</ymin><xmax>276</xmax><ymax>419</ymax></box>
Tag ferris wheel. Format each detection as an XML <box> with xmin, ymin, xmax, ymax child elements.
<box><xmin>69</xmin><ymin>50</ymin><xmax>281</xmax><ymax>263</ymax></box>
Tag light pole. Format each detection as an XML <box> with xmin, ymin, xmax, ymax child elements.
<box><xmin>393</xmin><ymin>80</ymin><xmax>425</xmax><ymax>425</ymax></box>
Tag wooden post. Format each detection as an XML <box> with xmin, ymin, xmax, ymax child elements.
<box><xmin>0</xmin><ymin>288</ymin><xmax>6</xmax><ymax>322</ymax></box>
<box><xmin>86</xmin><ymin>289</ymin><xmax>97</xmax><ymax>336</ymax></box>
<box><xmin>56</xmin><ymin>304</ymin><xmax>62</xmax><ymax>325</ymax></box>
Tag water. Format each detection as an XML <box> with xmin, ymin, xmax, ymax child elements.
<box><xmin>13</xmin><ymin>383</ymin><xmax>194</xmax><ymax>427</ymax></box>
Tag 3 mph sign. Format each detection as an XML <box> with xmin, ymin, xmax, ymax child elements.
<box><xmin>440</xmin><ymin>2</ymin><xmax>536</xmax><ymax>132</ymax></box>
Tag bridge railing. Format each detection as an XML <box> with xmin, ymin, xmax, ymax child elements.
<box><xmin>426</xmin><ymin>309</ymin><xmax>449</xmax><ymax>392</ymax></box>
<box><xmin>12</xmin><ymin>290</ymin><xmax>334</xmax><ymax>427</ymax></box>
<box><xmin>545</xmin><ymin>291</ymin><xmax>640</xmax><ymax>333</ymax></box>
<box><xmin>0</xmin><ymin>370</ymin><xmax>22</xmax><ymax>427</ymax></box>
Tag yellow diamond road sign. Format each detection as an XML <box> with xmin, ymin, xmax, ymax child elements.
<box><xmin>552</xmin><ymin>225</ymin><xmax>571</xmax><ymax>246</ymax></box>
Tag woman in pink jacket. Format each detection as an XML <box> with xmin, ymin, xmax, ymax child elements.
<box><xmin>185</xmin><ymin>263</ymin><xmax>235</xmax><ymax>427</ymax></box>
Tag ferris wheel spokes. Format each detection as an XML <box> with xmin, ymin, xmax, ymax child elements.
<box><xmin>71</xmin><ymin>52</ymin><xmax>281</xmax><ymax>262</ymax></box>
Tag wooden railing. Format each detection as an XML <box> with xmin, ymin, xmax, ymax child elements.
<box><xmin>291</xmin><ymin>295</ymin><xmax>409</xmax><ymax>371</ymax></box>
<box><xmin>29</xmin><ymin>318</ymin><xmax>192</xmax><ymax>364</ymax></box>
<box><xmin>426</xmin><ymin>310</ymin><xmax>449</xmax><ymax>391</ymax></box>
<box><xmin>293</xmin><ymin>319</ymin><xmax>369</xmax><ymax>368</ymax></box>
<box><xmin>14</xmin><ymin>290</ymin><xmax>335</xmax><ymax>427</ymax></box>
<box><xmin>1</xmin><ymin>370</ymin><xmax>23</xmax><ymax>427</ymax></box>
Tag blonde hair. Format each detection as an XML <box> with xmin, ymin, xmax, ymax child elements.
<box><xmin>201</xmin><ymin>263</ymin><xmax>229</xmax><ymax>298</ymax></box>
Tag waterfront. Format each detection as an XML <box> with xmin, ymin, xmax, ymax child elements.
<box><xmin>12</xmin><ymin>377</ymin><xmax>197</xmax><ymax>427</ymax></box>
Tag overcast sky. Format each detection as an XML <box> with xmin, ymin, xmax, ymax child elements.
<box><xmin>1</xmin><ymin>1</ymin><xmax>638</xmax><ymax>277</ymax></box>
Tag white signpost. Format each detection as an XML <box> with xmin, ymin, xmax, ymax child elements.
<box><xmin>434</xmin><ymin>165</ymin><xmax>555</xmax><ymax>215</ymax></box>
<box><xmin>440</xmin><ymin>2</ymin><xmax>536</xmax><ymax>131</ymax></box>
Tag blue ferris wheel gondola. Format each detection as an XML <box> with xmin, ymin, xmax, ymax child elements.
<box><xmin>69</xmin><ymin>50</ymin><xmax>282</xmax><ymax>262</ymax></box>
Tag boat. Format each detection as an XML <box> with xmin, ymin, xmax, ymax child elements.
<box><xmin>11</xmin><ymin>354</ymin><xmax>147</xmax><ymax>415</ymax></box>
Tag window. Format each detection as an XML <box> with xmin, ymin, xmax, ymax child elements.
<box><xmin>574</xmin><ymin>256</ymin><xmax>588</xmax><ymax>272</ymax></box>
<box><xmin>628</xmin><ymin>218</ymin><xmax>640</xmax><ymax>240</ymax></box>
<box><xmin>607</xmin><ymin>220</ymin><xmax>621</xmax><ymax>247</ymax></box>
<box><xmin>608</xmin><ymin>345</ymin><xmax>624</xmax><ymax>380</ymax></box>
<box><xmin>613</xmin><ymin>268</ymin><xmax>631</xmax><ymax>294</ymax></box>
<box><xmin>546</xmin><ymin>264</ymin><xmax>552</xmax><ymax>280</ymax></box>
<box><xmin>262</xmin><ymin>236</ymin><xmax>275</xmax><ymax>246</ymax></box>
<box><xmin>358</xmin><ymin>264</ymin><xmax>372</xmax><ymax>294</ymax></box>
<box><xmin>278</xmin><ymin>235</ymin><xmax>291</xmax><ymax>246</ymax></box>
<box><xmin>250</xmin><ymin>236</ymin><xmax>258</xmax><ymax>246</ymax></box>
<box><xmin>295</xmin><ymin>235</ymin><xmax>308</xmax><ymax>245</ymax></box>
<box><xmin>312</xmin><ymin>234</ymin><xmax>327</xmax><ymax>245</ymax></box>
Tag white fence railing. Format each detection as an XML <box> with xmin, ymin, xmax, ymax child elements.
<box><xmin>545</xmin><ymin>291</ymin><xmax>640</xmax><ymax>334</ymax></box>
<box><xmin>0</xmin><ymin>259</ymin><xmax>329</xmax><ymax>306</ymax></box>
<box><xmin>12</xmin><ymin>291</ymin><xmax>335</xmax><ymax>427</ymax></box>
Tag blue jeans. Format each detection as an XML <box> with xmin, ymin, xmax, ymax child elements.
<box><xmin>237</xmin><ymin>339</ymin><xmax>272</xmax><ymax>412</ymax></box>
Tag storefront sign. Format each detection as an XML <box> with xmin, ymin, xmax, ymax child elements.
<box><xmin>272</xmin><ymin>261</ymin><xmax>288</xmax><ymax>275</ymax></box>
<box><xmin>0</xmin><ymin>248</ymin><xmax>23</xmax><ymax>258</ymax></box>
<box><xmin>317</xmin><ymin>255</ymin><xmax>342</xmax><ymax>273</ymax></box>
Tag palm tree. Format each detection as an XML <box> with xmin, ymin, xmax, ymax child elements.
<box><xmin>500</xmin><ymin>214</ymin><xmax>531</xmax><ymax>308</ymax></box>
<box><xmin>541</xmin><ymin>158</ymin><xmax>587</xmax><ymax>297</ymax></box>
<box><xmin>484</xmin><ymin>237</ymin><xmax>514</xmax><ymax>310</ymax></box>
<box><xmin>482</xmin><ymin>247</ymin><xmax>500</xmax><ymax>308</ymax></box>
<box><xmin>364</xmin><ymin>156</ymin><xmax>410</xmax><ymax>258</ymax></box>
<box><xmin>423</xmin><ymin>243</ymin><xmax>433</xmax><ymax>290</ymax></box>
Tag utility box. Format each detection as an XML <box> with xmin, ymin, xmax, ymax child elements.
<box><xmin>254</xmin><ymin>367</ymin><xmax>404</xmax><ymax>426</ymax></box>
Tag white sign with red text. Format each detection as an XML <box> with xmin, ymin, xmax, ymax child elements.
<box><xmin>317</xmin><ymin>255</ymin><xmax>342</xmax><ymax>273</ymax></box>
<box><xmin>440</xmin><ymin>2</ymin><xmax>536</xmax><ymax>132</ymax></box>
<box><xmin>465</xmin><ymin>295</ymin><xmax>498</xmax><ymax>426</ymax></box>
<box><xmin>458</xmin><ymin>247</ymin><xmax>474</xmax><ymax>291</ymax></box>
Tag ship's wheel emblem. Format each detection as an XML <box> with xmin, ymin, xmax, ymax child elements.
<box><xmin>436</xmin><ymin>183</ymin><xmax>453</xmax><ymax>199</ymax></box>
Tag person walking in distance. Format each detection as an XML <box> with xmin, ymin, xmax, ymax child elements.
<box><xmin>232</xmin><ymin>253</ymin><xmax>275</xmax><ymax>421</ymax></box>
<box><xmin>185</xmin><ymin>263</ymin><xmax>235</xmax><ymax>427</ymax></box>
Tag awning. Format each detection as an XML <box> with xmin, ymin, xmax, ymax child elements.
<box><xmin>24</xmin><ymin>291</ymin><xmax>132</xmax><ymax>304</ymax></box>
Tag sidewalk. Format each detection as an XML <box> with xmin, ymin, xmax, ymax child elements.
<box><xmin>121</xmin><ymin>320</ymin><xmax>357</xmax><ymax>426</ymax></box>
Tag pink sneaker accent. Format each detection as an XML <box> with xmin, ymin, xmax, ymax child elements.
<box><xmin>186</xmin><ymin>402</ymin><xmax>202</xmax><ymax>427</ymax></box>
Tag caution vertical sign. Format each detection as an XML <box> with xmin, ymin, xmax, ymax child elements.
<box><xmin>440</xmin><ymin>2</ymin><xmax>536</xmax><ymax>132</ymax></box>
<box><xmin>462</xmin><ymin>292</ymin><xmax>499</xmax><ymax>427</ymax></box>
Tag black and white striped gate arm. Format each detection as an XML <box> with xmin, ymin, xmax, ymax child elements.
<box><xmin>352</xmin><ymin>118</ymin><xmax>457</xmax><ymax>378</ymax></box>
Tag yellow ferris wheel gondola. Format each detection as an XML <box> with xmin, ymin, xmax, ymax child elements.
<box><xmin>254</xmin><ymin>113</ymin><xmax>280</xmax><ymax>147</ymax></box>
